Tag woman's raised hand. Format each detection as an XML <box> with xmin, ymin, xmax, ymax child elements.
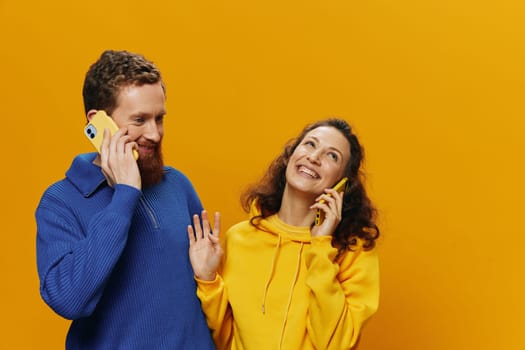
<box><xmin>187</xmin><ymin>210</ymin><xmax>223</xmax><ymax>281</ymax></box>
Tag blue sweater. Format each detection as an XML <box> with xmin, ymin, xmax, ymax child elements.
<box><xmin>36</xmin><ymin>153</ymin><xmax>215</xmax><ymax>349</ymax></box>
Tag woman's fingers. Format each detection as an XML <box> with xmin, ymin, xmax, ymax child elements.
<box><xmin>187</xmin><ymin>224</ymin><xmax>196</xmax><ymax>244</ymax></box>
<box><xmin>201</xmin><ymin>210</ymin><xmax>211</xmax><ymax>237</ymax></box>
<box><xmin>311</xmin><ymin>189</ymin><xmax>344</xmax><ymax>226</ymax></box>
<box><xmin>212</xmin><ymin>211</ymin><xmax>221</xmax><ymax>238</ymax></box>
<box><xmin>192</xmin><ymin>213</ymin><xmax>203</xmax><ymax>239</ymax></box>
<box><xmin>189</xmin><ymin>210</ymin><xmax>221</xmax><ymax>242</ymax></box>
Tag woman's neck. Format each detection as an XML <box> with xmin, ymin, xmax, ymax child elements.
<box><xmin>277</xmin><ymin>187</ymin><xmax>316</xmax><ymax>227</ymax></box>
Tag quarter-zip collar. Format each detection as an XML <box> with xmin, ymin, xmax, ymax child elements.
<box><xmin>66</xmin><ymin>153</ymin><xmax>107</xmax><ymax>197</ymax></box>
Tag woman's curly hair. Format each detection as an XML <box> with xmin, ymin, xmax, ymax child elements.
<box><xmin>241</xmin><ymin>118</ymin><xmax>379</xmax><ymax>255</ymax></box>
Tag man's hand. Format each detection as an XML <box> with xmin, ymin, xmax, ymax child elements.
<box><xmin>100</xmin><ymin>127</ymin><xmax>141</xmax><ymax>190</ymax></box>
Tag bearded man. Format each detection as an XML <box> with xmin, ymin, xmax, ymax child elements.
<box><xmin>35</xmin><ymin>50</ymin><xmax>215</xmax><ymax>350</ymax></box>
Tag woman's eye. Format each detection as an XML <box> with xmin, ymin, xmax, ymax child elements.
<box><xmin>328</xmin><ymin>152</ymin><xmax>339</xmax><ymax>161</ymax></box>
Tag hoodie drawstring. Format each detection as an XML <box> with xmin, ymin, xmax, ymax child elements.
<box><xmin>261</xmin><ymin>234</ymin><xmax>281</xmax><ymax>314</ymax></box>
<box><xmin>277</xmin><ymin>242</ymin><xmax>304</xmax><ymax>349</ymax></box>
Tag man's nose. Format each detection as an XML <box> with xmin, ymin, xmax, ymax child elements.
<box><xmin>143</xmin><ymin>120</ymin><xmax>161</xmax><ymax>142</ymax></box>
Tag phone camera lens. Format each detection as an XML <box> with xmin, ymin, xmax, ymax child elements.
<box><xmin>85</xmin><ymin>126</ymin><xmax>96</xmax><ymax>139</ymax></box>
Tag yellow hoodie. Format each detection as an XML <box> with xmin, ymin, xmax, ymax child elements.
<box><xmin>196</xmin><ymin>207</ymin><xmax>380</xmax><ymax>350</ymax></box>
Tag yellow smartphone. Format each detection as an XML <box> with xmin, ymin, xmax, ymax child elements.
<box><xmin>314</xmin><ymin>177</ymin><xmax>349</xmax><ymax>226</ymax></box>
<box><xmin>84</xmin><ymin>110</ymin><xmax>138</xmax><ymax>160</ymax></box>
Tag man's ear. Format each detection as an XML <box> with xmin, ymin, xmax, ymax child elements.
<box><xmin>86</xmin><ymin>109</ymin><xmax>98</xmax><ymax>122</ymax></box>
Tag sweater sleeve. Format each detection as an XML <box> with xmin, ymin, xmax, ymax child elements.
<box><xmin>304</xmin><ymin>236</ymin><xmax>380</xmax><ymax>349</ymax></box>
<box><xmin>36</xmin><ymin>184</ymin><xmax>141</xmax><ymax>320</ymax></box>
<box><xmin>195</xmin><ymin>275</ymin><xmax>233</xmax><ymax>350</ymax></box>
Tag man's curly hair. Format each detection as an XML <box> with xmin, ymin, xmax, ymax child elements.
<box><xmin>82</xmin><ymin>50</ymin><xmax>164</xmax><ymax>115</ymax></box>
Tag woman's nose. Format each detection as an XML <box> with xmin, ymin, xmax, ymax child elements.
<box><xmin>307</xmin><ymin>151</ymin><xmax>321</xmax><ymax>164</ymax></box>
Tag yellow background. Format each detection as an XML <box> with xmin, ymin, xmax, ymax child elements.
<box><xmin>1</xmin><ymin>0</ymin><xmax>524</xmax><ymax>349</ymax></box>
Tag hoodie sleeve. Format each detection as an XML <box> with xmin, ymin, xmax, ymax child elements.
<box><xmin>304</xmin><ymin>236</ymin><xmax>380</xmax><ymax>349</ymax></box>
<box><xmin>195</xmin><ymin>274</ymin><xmax>233</xmax><ymax>350</ymax></box>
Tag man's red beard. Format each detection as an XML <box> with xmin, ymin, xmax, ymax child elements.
<box><xmin>137</xmin><ymin>144</ymin><xmax>164</xmax><ymax>188</ymax></box>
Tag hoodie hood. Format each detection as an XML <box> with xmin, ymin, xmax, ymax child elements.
<box><xmin>249</xmin><ymin>201</ymin><xmax>313</xmax><ymax>244</ymax></box>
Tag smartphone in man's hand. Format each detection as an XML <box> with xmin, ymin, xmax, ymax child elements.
<box><xmin>84</xmin><ymin>111</ymin><xmax>138</xmax><ymax>160</ymax></box>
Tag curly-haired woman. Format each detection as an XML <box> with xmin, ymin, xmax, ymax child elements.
<box><xmin>188</xmin><ymin>118</ymin><xmax>380</xmax><ymax>350</ymax></box>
